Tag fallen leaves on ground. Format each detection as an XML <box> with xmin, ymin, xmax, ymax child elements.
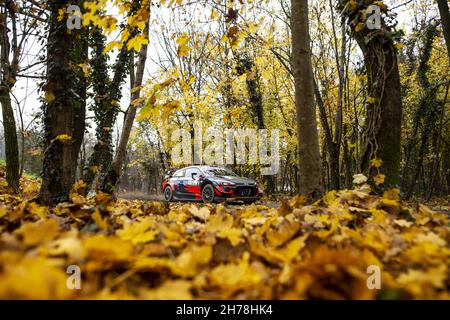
<box><xmin>0</xmin><ymin>173</ymin><xmax>448</xmax><ymax>300</ymax></box>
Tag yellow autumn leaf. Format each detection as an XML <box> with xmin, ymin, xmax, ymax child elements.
<box><xmin>104</xmin><ymin>41</ymin><xmax>122</xmax><ymax>53</ymax></box>
<box><xmin>51</xmin><ymin>134</ymin><xmax>72</xmax><ymax>142</ymax></box>
<box><xmin>83</xmin><ymin>235</ymin><xmax>133</xmax><ymax>262</ymax></box>
<box><xmin>217</xmin><ymin>228</ymin><xmax>244</xmax><ymax>246</ymax></box>
<box><xmin>394</xmin><ymin>42</ymin><xmax>405</xmax><ymax>50</ymax></box>
<box><xmin>0</xmin><ymin>206</ymin><xmax>7</xmax><ymax>218</ymax></box>
<box><xmin>44</xmin><ymin>91</ymin><xmax>55</xmax><ymax>103</ymax></box>
<box><xmin>189</xmin><ymin>205</ymin><xmax>210</xmax><ymax>221</ymax></box>
<box><xmin>171</xmin><ymin>245</ymin><xmax>212</xmax><ymax>277</ymax></box>
<box><xmin>353</xmin><ymin>173</ymin><xmax>368</xmax><ymax>184</ymax></box>
<box><xmin>92</xmin><ymin>209</ymin><xmax>108</xmax><ymax>231</ymax></box>
<box><xmin>140</xmin><ymin>280</ymin><xmax>192</xmax><ymax>300</ymax></box>
<box><xmin>367</xmin><ymin>96</ymin><xmax>377</xmax><ymax>104</ymax></box>
<box><xmin>0</xmin><ymin>256</ymin><xmax>73</xmax><ymax>299</ymax></box>
<box><xmin>210</xmin><ymin>9</ymin><xmax>221</xmax><ymax>21</ymax></box>
<box><xmin>127</xmin><ymin>34</ymin><xmax>149</xmax><ymax>52</ymax></box>
<box><xmin>176</xmin><ymin>33</ymin><xmax>190</xmax><ymax>57</ymax></box>
<box><xmin>28</xmin><ymin>202</ymin><xmax>48</xmax><ymax>219</ymax></box>
<box><xmin>78</xmin><ymin>63</ymin><xmax>90</xmax><ymax>77</ymax></box>
<box><xmin>57</xmin><ymin>9</ymin><xmax>65</xmax><ymax>22</ymax></box>
<box><xmin>370</xmin><ymin>158</ymin><xmax>383</xmax><ymax>168</ymax></box>
<box><xmin>374</xmin><ymin>174</ymin><xmax>386</xmax><ymax>185</ymax></box>
<box><xmin>117</xmin><ymin>217</ymin><xmax>158</xmax><ymax>244</ymax></box>
<box><xmin>355</xmin><ymin>22</ymin><xmax>365</xmax><ymax>33</ymax></box>
<box><xmin>209</xmin><ymin>253</ymin><xmax>262</xmax><ymax>292</ymax></box>
<box><xmin>14</xmin><ymin>219</ymin><xmax>60</xmax><ymax>246</ymax></box>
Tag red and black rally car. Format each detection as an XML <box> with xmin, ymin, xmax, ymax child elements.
<box><xmin>162</xmin><ymin>166</ymin><xmax>263</xmax><ymax>204</ymax></box>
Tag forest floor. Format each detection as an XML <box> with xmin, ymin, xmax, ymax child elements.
<box><xmin>118</xmin><ymin>191</ymin><xmax>282</xmax><ymax>209</ymax></box>
<box><xmin>0</xmin><ymin>170</ymin><xmax>449</xmax><ymax>299</ymax></box>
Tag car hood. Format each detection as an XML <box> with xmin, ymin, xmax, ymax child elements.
<box><xmin>212</xmin><ymin>176</ymin><xmax>257</xmax><ymax>186</ymax></box>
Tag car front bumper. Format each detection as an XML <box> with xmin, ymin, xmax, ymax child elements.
<box><xmin>214</xmin><ymin>184</ymin><xmax>263</xmax><ymax>201</ymax></box>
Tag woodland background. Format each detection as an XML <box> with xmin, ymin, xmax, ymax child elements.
<box><xmin>0</xmin><ymin>0</ymin><xmax>448</xmax><ymax>203</ymax></box>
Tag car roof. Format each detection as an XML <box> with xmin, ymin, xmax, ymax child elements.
<box><xmin>174</xmin><ymin>165</ymin><xmax>225</xmax><ymax>173</ymax></box>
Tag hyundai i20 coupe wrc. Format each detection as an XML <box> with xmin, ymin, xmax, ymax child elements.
<box><xmin>162</xmin><ymin>166</ymin><xmax>263</xmax><ymax>204</ymax></box>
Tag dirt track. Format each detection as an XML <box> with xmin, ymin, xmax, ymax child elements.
<box><xmin>118</xmin><ymin>192</ymin><xmax>163</xmax><ymax>202</ymax></box>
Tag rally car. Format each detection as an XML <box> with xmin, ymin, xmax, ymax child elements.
<box><xmin>162</xmin><ymin>166</ymin><xmax>263</xmax><ymax>204</ymax></box>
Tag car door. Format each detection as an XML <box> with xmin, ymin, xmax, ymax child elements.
<box><xmin>182</xmin><ymin>168</ymin><xmax>202</xmax><ymax>199</ymax></box>
<box><xmin>171</xmin><ymin>169</ymin><xmax>185</xmax><ymax>198</ymax></box>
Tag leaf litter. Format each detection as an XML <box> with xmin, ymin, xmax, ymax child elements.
<box><xmin>0</xmin><ymin>174</ymin><xmax>448</xmax><ymax>299</ymax></box>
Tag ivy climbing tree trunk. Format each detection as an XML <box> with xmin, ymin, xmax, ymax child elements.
<box><xmin>339</xmin><ymin>1</ymin><xmax>402</xmax><ymax>187</ymax></box>
<box><xmin>82</xmin><ymin>27</ymin><xmax>111</xmax><ymax>188</ymax></box>
<box><xmin>101</xmin><ymin>6</ymin><xmax>150</xmax><ymax>194</ymax></box>
<box><xmin>359</xmin><ymin>38</ymin><xmax>402</xmax><ymax>187</ymax></box>
<box><xmin>0</xmin><ymin>2</ymin><xmax>21</xmax><ymax>192</ymax></box>
<box><xmin>403</xmin><ymin>23</ymin><xmax>440</xmax><ymax>198</ymax></box>
<box><xmin>39</xmin><ymin>0</ymin><xmax>87</xmax><ymax>205</ymax></box>
<box><xmin>291</xmin><ymin>0</ymin><xmax>323</xmax><ymax>198</ymax></box>
<box><xmin>83</xmin><ymin>0</ymin><xmax>142</xmax><ymax>190</ymax></box>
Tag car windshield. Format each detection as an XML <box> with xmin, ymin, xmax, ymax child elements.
<box><xmin>206</xmin><ymin>168</ymin><xmax>238</xmax><ymax>177</ymax></box>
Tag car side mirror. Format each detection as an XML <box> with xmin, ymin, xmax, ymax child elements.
<box><xmin>191</xmin><ymin>173</ymin><xmax>198</xmax><ymax>180</ymax></box>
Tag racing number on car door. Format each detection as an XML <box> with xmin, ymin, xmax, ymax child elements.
<box><xmin>183</xmin><ymin>168</ymin><xmax>202</xmax><ymax>199</ymax></box>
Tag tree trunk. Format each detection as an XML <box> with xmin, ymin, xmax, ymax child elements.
<box><xmin>437</xmin><ymin>0</ymin><xmax>450</xmax><ymax>57</ymax></box>
<box><xmin>314</xmin><ymin>78</ymin><xmax>340</xmax><ymax>190</ymax></box>
<box><xmin>339</xmin><ymin>5</ymin><xmax>402</xmax><ymax>187</ymax></box>
<box><xmin>0</xmin><ymin>4</ymin><xmax>20</xmax><ymax>192</ymax></box>
<box><xmin>101</xmin><ymin>13</ymin><xmax>150</xmax><ymax>194</ymax></box>
<box><xmin>236</xmin><ymin>54</ymin><xmax>276</xmax><ymax>195</ymax></box>
<box><xmin>39</xmin><ymin>0</ymin><xmax>86</xmax><ymax>205</ymax></box>
<box><xmin>83</xmin><ymin>35</ymin><xmax>130</xmax><ymax>189</ymax></box>
<box><xmin>0</xmin><ymin>90</ymin><xmax>20</xmax><ymax>192</ymax></box>
<box><xmin>291</xmin><ymin>0</ymin><xmax>323</xmax><ymax>198</ymax></box>
<box><xmin>360</xmin><ymin>41</ymin><xmax>402</xmax><ymax>187</ymax></box>
<box><xmin>405</xmin><ymin>23</ymin><xmax>440</xmax><ymax>198</ymax></box>
<box><xmin>83</xmin><ymin>0</ymin><xmax>142</xmax><ymax>190</ymax></box>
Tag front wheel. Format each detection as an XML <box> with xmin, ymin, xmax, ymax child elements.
<box><xmin>202</xmin><ymin>184</ymin><xmax>215</xmax><ymax>203</ymax></box>
<box><xmin>163</xmin><ymin>186</ymin><xmax>173</xmax><ymax>202</ymax></box>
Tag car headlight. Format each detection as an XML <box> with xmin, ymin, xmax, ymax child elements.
<box><xmin>223</xmin><ymin>181</ymin><xmax>235</xmax><ymax>186</ymax></box>
<box><xmin>216</xmin><ymin>181</ymin><xmax>235</xmax><ymax>186</ymax></box>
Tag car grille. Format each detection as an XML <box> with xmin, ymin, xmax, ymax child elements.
<box><xmin>235</xmin><ymin>186</ymin><xmax>257</xmax><ymax>197</ymax></box>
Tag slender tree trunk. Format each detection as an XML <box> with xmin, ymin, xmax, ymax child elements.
<box><xmin>405</xmin><ymin>23</ymin><xmax>440</xmax><ymax>198</ymax></box>
<box><xmin>437</xmin><ymin>0</ymin><xmax>450</xmax><ymax>57</ymax></box>
<box><xmin>39</xmin><ymin>0</ymin><xmax>86</xmax><ymax>205</ymax></box>
<box><xmin>82</xmin><ymin>27</ymin><xmax>110</xmax><ymax>187</ymax></box>
<box><xmin>236</xmin><ymin>54</ymin><xmax>276</xmax><ymax>195</ymax></box>
<box><xmin>73</xmin><ymin>28</ymin><xmax>88</xmax><ymax>181</ymax></box>
<box><xmin>101</xmin><ymin>13</ymin><xmax>150</xmax><ymax>194</ymax></box>
<box><xmin>0</xmin><ymin>90</ymin><xmax>20</xmax><ymax>192</ymax></box>
<box><xmin>0</xmin><ymin>4</ymin><xmax>20</xmax><ymax>192</ymax></box>
<box><xmin>291</xmin><ymin>0</ymin><xmax>323</xmax><ymax>198</ymax></box>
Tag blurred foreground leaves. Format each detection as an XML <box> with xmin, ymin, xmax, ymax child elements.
<box><xmin>0</xmin><ymin>174</ymin><xmax>448</xmax><ymax>299</ymax></box>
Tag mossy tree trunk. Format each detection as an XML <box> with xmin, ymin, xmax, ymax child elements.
<box><xmin>39</xmin><ymin>0</ymin><xmax>87</xmax><ymax>205</ymax></box>
<box><xmin>338</xmin><ymin>2</ymin><xmax>403</xmax><ymax>187</ymax></box>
